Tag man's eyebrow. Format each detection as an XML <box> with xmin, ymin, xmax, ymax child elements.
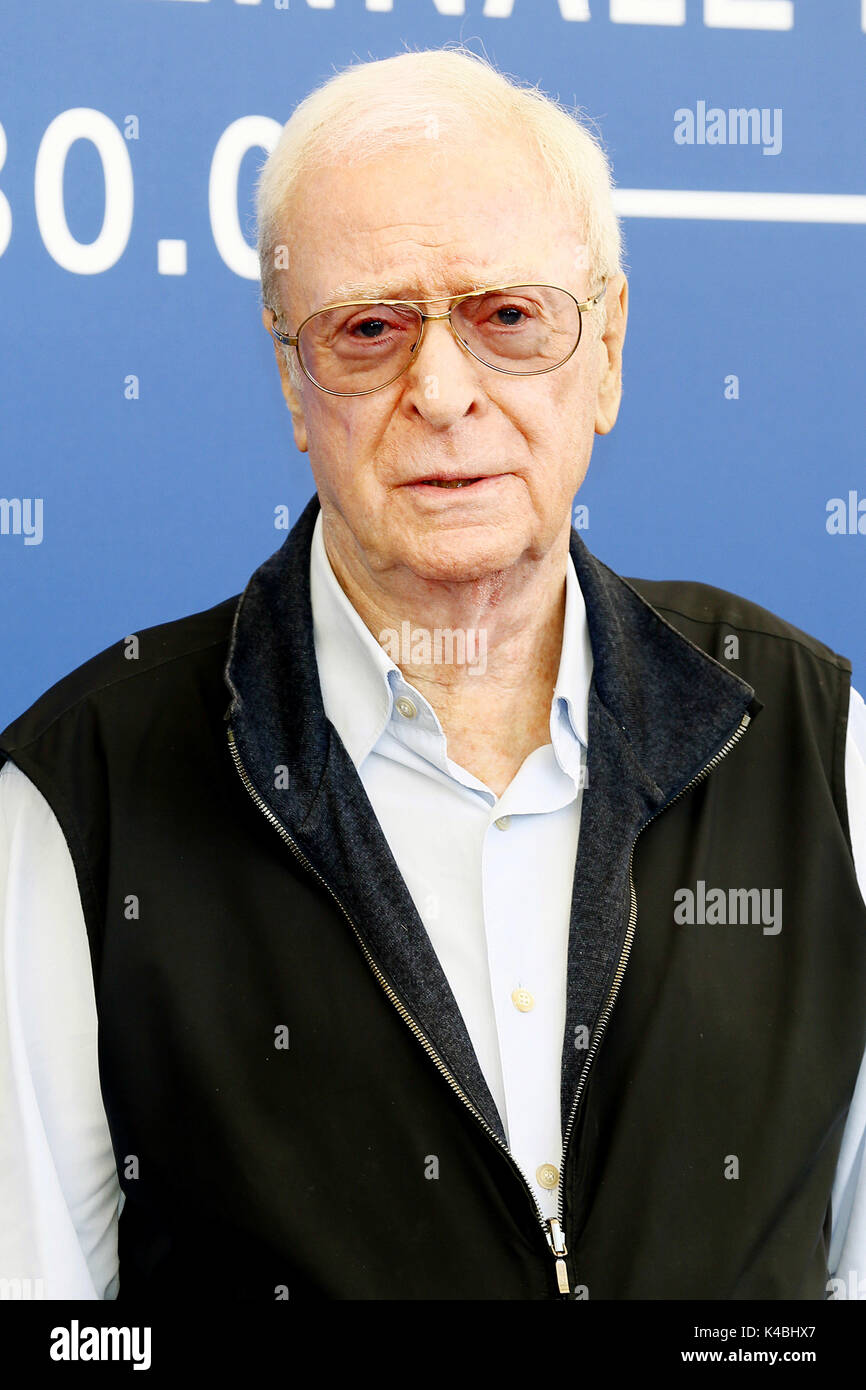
<box><xmin>320</xmin><ymin>268</ymin><xmax>535</xmax><ymax>307</ymax></box>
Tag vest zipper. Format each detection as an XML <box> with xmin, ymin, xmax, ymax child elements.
<box><xmin>228</xmin><ymin>707</ymin><xmax>751</xmax><ymax>1299</ymax></box>
<box><xmin>554</xmin><ymin>707</ymin><xmax>754</xmax><ymax>1276</ymax></box>
<box><xmin>226</xmin><ymin>726</ymin><xmax>566</xmax><ymax>1294</ymax></box>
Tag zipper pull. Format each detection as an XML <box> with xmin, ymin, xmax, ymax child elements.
<box><xmin>546</xmin><ymin>1217</ymin><xmax>570</xmax><ymax>1294</ymax></box>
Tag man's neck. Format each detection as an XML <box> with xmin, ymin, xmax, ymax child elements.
<box><xmin>322</xmin><ymin>522</ymin><xmax>570</xmax><ymax>797</ymax></box>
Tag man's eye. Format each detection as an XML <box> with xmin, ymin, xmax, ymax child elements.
<box><xmin>491</xmin><ymin>305</ymin><xmax>529</xmax><ymax>327</ymax></box>
<box><xmin>339</xmin><ymin>309</ymin><xmax>415</xmax><ymax>344</ymax></box>
<box><xmin>351</xmin><ymin>318</ymin><xmax>389</xmax><ymax>339</ymax></box>
<box><xmin>468</xmin><ymin>296</ymin><xmax>537</xmax><ymax>329</ymax></box>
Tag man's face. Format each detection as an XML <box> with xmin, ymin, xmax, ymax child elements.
<box><xmin>265</xmin><ymin>130</ymin><xmax>627</xmax><ymax>587</ymax></box>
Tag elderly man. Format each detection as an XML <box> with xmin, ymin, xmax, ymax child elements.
<box><xmin>1</xmin><ymin>48</ymin><xmax>866</xmax><ymax>1302</ymax></box>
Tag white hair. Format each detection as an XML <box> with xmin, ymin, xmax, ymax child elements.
<box><xmin>256</xmin><ymin>44</ymin><xmax>625</xmax><ymax>385</ymax></box>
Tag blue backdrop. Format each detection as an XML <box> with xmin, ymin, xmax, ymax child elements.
<box><xmin>2</xmin><ymin>0</ymin><xmax>864</xmax><ymax>729</ymax></box>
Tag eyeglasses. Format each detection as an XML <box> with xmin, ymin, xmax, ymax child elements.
<box><xmin>267</xmin><ymin>280</ymin><xmax>607</xmax><ymax>397</ymax></box>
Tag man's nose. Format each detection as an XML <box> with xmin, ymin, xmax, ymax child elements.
<box><xmin>401</xmin><ymin>316</ymin><xmax>485</xmax><ymax>421</ymax></box>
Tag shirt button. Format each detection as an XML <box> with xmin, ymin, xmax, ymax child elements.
<box><xmin>536</xmin><ymin>1163</ymin><xmax>560</xmax><ymax>1190</ymax></box>
<box><xmin>511</xmin><ymin>988</ymin><xmax>535</xmax><ymax>1012</ymax></box>
<box><xmin>394</xmin><ymin>696</ymin><xmax>417</xmax><ymax>720</ymax></box>
<box><xmin>494</xmin><ymin>815</ymin><xmax>511</xmax><ymax>831</ymax></box>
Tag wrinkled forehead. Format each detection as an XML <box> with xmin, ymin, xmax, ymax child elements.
<box><xmin>273</xmin><ymin>134</ymin><xmax>584</xmax><ymax>321</ymax></box>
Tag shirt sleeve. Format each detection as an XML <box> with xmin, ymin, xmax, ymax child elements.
<box><xmin>827</xmin><ymin>685</ymin><xmax>866</xmax><ymax>1296</ymax></box>
<box><xmin>0</xmin><ymin>757</ymin><xmax>121</xmax><ymax>1300</ymax></box>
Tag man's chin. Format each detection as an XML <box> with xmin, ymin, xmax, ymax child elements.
<box><xmin>392</xmin><ymin>533</ymin><xmax>525</xmax><ymax>586</ymax></box>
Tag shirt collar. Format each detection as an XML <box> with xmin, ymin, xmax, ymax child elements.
<box><xmin>226</xmin><ymin>492</ymin><xmax>759</xmax><ymax>845</ymax></box>
<box><xmin>310</xmin><ymin>510</ymin><xmax>397</xmax><ymax>769</ymax></box>
<box><xmin>310</xmin><ymin>507</ymin><xmax>592</xmax><ymax>777</ymax></box>
<box><xmin>552</xmin><ymin>545</ymin><xmax>591</xmax><ymax>751</ymax></box>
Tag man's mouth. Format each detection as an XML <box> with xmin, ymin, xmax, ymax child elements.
<box><xmin>425</xmin><ymin>478</ymin><xmax>480</xmax><ymax>488</ymax></box>
<box><xmin>410</xmin><ymin>475</ymin><xmax>490</xmax><ymax>489</ymax></box>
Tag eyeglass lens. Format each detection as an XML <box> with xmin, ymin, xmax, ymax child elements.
<box><xmin>297</xmin><ymin>286</ymin><xmax>581</xmax><ymax>393</ymax></box>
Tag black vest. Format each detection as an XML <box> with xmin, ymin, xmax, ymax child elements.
<box><xmin>3</xmin><ymin>494</ymin><xmax>865</xmax><ymax>1300</ymax></box>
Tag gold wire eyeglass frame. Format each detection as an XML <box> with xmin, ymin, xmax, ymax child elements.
<box><xmin>266</xmin><ymin>280</ymin><xmax>608</xmax><ymax>398</ymax></box>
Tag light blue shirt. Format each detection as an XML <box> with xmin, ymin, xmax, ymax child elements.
<box><xmin>311</xmin><ymin>509</ymin><xmax>592</xmax><ymax>1220</ymax></box>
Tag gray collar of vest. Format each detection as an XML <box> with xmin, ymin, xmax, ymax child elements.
<box><xmin>223</xmin><ymin>493</ymin><xmax>759</xmax><ymax>1144</ymax></box>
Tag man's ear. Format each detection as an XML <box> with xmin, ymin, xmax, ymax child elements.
<box><xmin>594</xmin><ymin>274</ymin><xmax>628</xmax><ymax>436</ymax></box>
<box><xmin>262</xmin><ymin>306</ymin><xmax>308</xmax><ymax>454</ymax></box>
